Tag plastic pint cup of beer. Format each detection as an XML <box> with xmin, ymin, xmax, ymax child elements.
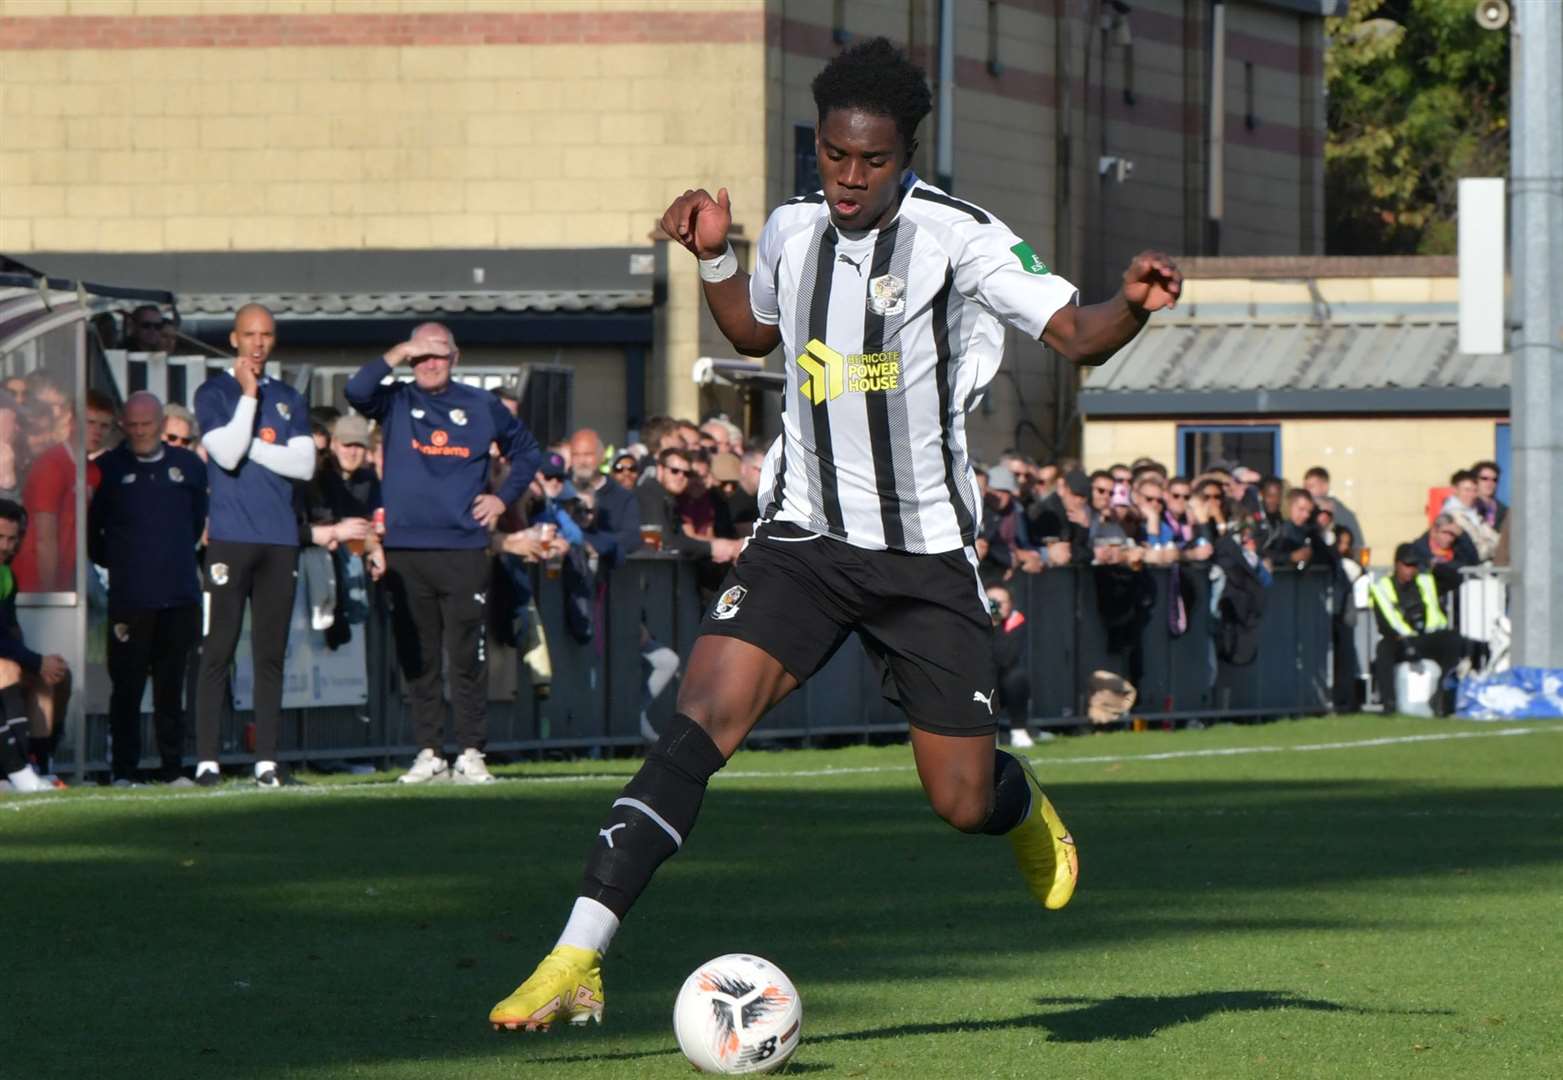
<box><xmin>640</xmin><ymin>523</ymin><xmax>663</xmax><ymax>551</ymax></box>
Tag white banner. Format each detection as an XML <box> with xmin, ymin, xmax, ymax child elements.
<box><xmin>233</xmin><ymin>575</ymin><xmax>368</xmax><ymax>710</ymax></box>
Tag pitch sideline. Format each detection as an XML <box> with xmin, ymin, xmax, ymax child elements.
<box><xmin>3</xmin><ymin>724</ymin><xmax>1558</xmax><ymax>814</ymax></box>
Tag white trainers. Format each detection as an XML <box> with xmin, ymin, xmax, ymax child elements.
<box><xmin>6</xmin><ymin>766</ymin><xmax>54</xmax><ymax>793</ymax></box>
<box><xmin>453</xmin><ymin>748</ymin><xmax>496</xmax><ymax>785</ymax></box>
<box><xmin>1010</xmin><ymin>727</ymin><xmax>1035</xmax><ymax>749</ymax></box>
<box><xmin>397</xmin><ymin>748</ymin><xmax>449</xmax><ymax>784</ymax></box>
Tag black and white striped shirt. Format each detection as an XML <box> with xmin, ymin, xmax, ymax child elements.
<box><xmin>749</xmin><ymin>175</ymin><xmax>1078</xmax><ymax>554</ymax></box>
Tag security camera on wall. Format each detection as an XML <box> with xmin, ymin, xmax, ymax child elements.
<box><xmin>1474</xmin><ymin>0</ymin><xmax>1509</xmax><ymax>31</ymax></box>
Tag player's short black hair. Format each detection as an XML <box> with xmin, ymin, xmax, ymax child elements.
<box><xmin>811</xmin><ymin>37</ymin><xmax>932</xmax><ymax>153</ymax></box>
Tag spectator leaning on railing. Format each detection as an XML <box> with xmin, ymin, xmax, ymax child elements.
<box><xmin>346</xmin><ymin>321</ymin><xmax>542</xmax><ymax>786</ymax></box>
<box><xmin>87</xmin><ymin>391</ymin><xmax>206</xmax><ymax>786</ymax></box>
<box><xmin>569</xmin><ymin>427</ymin><xmax>642</xmax><ymax>570</ymax></box>
<box><xmin>1411</xmin><ymin>512</ymin><xmax>1481</xmax><ymax>579</ymax></box>
<box><xmin>1440</xmin><ymin>469</ymin><xmax>1498</xmax><ymax>563</ymax></box>
<box><xmin>635</xmin><ymin>447</ymin><xmax>741</xmax><ymax>565</ymax></box>
<box><xmin>1302</xmin><ymin>466</ymin><xmax>1364</xmax><ymax>557</ymax></box>
<box><xmin>192</xmin><ymin>303</ymin><xmax>315</xmax><ymax>789</ymax></box>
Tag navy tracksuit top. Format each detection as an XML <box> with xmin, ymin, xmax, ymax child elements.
<box><xmin>344</xmin><ymin>358</ymin><xmax>542</xmax><ymax>550</ymax></box>
<box><xmin>87</xmin><ymin>444</ymin><xmax>207</xmax><ymax>614</ymax></box>
<box><xmin>194</xmin><ymin>372</ymin><xmax>311</xmax><ymax>547</ymax></box>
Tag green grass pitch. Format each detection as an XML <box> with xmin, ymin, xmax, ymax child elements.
<box><xmin>6</xmin><ymin>715</ymin><xmax>1561</xmax><ymax>1079</ymax></box>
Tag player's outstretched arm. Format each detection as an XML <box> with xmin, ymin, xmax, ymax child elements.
<box><xmin>661</xmin><ymin>187</ymin><xmax>781</xmax><ymax>358</ymax></box>
<box><xmin>1042</xmin><ymin>250</ymin><xmax>1181</xmax><ymax>367</ymax></box>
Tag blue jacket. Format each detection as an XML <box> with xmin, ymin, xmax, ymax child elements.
<box><xmin>87</xmin><ymin>444</ymin><xmax>206</xmax><ymax>614</ymax></box>
<box><xmin>345</xmin><ymin>358</ymin><xmax>542</xmax><ymax>549</ymax></box>
<box><xmin>195</xmin><ymin>372</ymin><xmax>311</xmax><ymax>547</ymax></box>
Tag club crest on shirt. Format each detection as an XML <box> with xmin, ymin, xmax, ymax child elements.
<box><xmin>450</xmin><ymin>408</ymin><xmax>468</xmax><ymax>426</ymax></box>
<box><xmin>411</xmin><ymin>408</ymin><xmax>426</xmax><ymax>419</ymax></box>
<box><xmin>710</xmin><ymin>585</ymin><xmax>747</xmax><ymax>621</ymax></box>
<box><xmin>209</xmin><ymin>562</ymin><xmax>229</xmax><ymax>586</ymax></box>
<box><xmin>113</xmin><ymin>623</ymin><xmax>130</xmax><ymax>643</ymax></box>
<box><xmin>168</xmin><ymin>466</ymin><xmax>184</xmax><ymax>483</ymax></box>
<box><xmin>867</xmin><ymin>273</ymin><xmax>906</xmax><ymax>317</ymax></box>
<box><xmin>276</xmin><ymin>402</ymin><xmax>291</xmax><ymax>420</ymax></box>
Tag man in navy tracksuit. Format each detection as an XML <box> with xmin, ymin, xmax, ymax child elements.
<box><xmin>193</xmin><ymin>304</ymin><xmax>315</xmax><ymax>787</ymax></box>
<box><xmin>346</xmin><ymin>322</ymin><xmax>541</xmax><ymax>784</ymax></box>
<box><xmin>88</xmin><ymin>391</ymin><xmax>206</xmax><ymax>784</ymax></box>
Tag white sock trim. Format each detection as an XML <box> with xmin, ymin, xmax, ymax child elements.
<box><xmin>556</xmin><ymin>896</ymin><xmax>620</xmax><ymax>956</ymax></box>
<box><xmin>195</xmin><ymin>760</ymin><xmax>219</xmax><ymax>777</ymax></box>
<box><xmin>254</xmin><ymin>760</ymin><xmax>276</xmax><ymax>777</ymax></box>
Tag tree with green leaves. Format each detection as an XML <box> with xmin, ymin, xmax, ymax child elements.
<box><xmin>1325</xmin><ymin>0</ymin><xmax>1509</xmax><ymax>254</ymax></box>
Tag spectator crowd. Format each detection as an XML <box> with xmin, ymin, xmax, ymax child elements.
<box><xmin>0</xmin><ymin>303</ymin><xmax>1513</xmax><ymax>791</ymax></box>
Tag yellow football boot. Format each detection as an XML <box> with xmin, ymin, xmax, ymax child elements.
<box><xmin>489</xmin><ymin>945</ymin><xmax>604</xmax><ymax>1031</ymax></box>
<box><xmin>1008</xmin><ymin>758</ymin><xmax>1079</xmax><ymax>910</ymax></box>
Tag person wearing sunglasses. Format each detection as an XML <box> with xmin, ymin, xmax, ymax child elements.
<box><xmin>634</xmin><ymin>447</ymin><xmax>741</xmax><ymax>564</ymax></box>
<box><xmin>125</xmin><ymin>304</ymin><xmax>167</xmax><ymax>354</ymax></box>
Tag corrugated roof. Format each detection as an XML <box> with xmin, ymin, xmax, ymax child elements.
<box><xmin>178</xmin><ymin>289</ymin><xmax>653</xmax><ymax>317</ymax></box>
<box><xmin>1080</xmin><ymin>318</ymin><xmax>1509</xmax><ymax>417</ymax></box>
<box><xmin>1084</xmin><ymin>319</ymin><xmax>1508</xmax><ymax>393</ymax></box>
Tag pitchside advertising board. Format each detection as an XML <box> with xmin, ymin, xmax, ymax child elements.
<box><xmin>84</xmin><ymin>577</ymin><xmax>368</xmax><ymax>714</ymax></box>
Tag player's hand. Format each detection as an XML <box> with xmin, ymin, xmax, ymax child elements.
<box><xmin>384</xmin><ymin>336</ymin><xmax>453</xmax><ymax>369</ymax></box>
<box><xmin>470</xmin><ymin>493</ymin><xmax>505</xmax><ymax>528</ymax></box>
<box><xmin>39</xmin><ymin>654</ymin><xmax>68</xmax><ymax>685</ymax></box>
<box><xmin>235</xmin><ymin>362</ymin><xmax>259</xmax><ymax>398</ymax></box>
<box><xmin>1121</xmin><ymin>250</ymin><xmax>1182</xmax><ymax>314</ymax></box>
<box><xmin>661</xmin><ymin>187</ymin><xmax>732</xmax><ymax>259</ymax></box>
<box><xmin>366</xmin><ymin>547</ymin><xmax>386</xmax><ymax>580</ymax></box>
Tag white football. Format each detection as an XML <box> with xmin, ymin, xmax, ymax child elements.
<box><xmin>673</xmin><ymin>953</ymin><xmax>802</xmax><ymax>1074</ymax></box>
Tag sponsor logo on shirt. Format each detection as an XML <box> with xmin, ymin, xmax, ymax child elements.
<box><xmin>867</xmin><ymin>273</ymin><xmax>906</xmax><ymax>316</ymax></box>
<box><xmin>797</xmin><ymin>338</ymin><xmax>902</xmax><ymax>403</ymax></box>
<box><xmin>1011</xmin><ymin>241</ymin><xmax>1050</xmax><ymax>275</ymax></box>
<box><xmin>259</xmin><ymin>427</ymin><xmax>277</xmax><ymax>443</ymax></box>
<box><xmin>412</xmin><ymin>431</ymin><xmax>471</xmax><ymax>458</ymax></box>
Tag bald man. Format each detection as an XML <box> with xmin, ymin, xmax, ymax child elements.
<box><xmin>192</xmin><ymin>304</ymin><xmax>314</xmax><ymax>788</ymax></box>
<box><xmin>347</xmin><ymin>322</ymin><xmax>542</xmax><ymax>784</ymax></box>
<box><xmin>568</xmin><ymin>427</ymin><xmax>642</xmax><ymax>569</ymax></box>
<box><xmin>88</xmin><ymin>391</ymin><xmax>206</xmax><ymax>784</ymax></box>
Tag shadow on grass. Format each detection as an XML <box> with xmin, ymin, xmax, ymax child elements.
<box><xmin>1</xmin><ymin>774</ymin><xmax>1552</xmax><ymax>1078</ymax></box>
<box><xmin>525</xmin><ymin>988</ymin><xmax>1443</xmax><ymax>1067</ymax></box>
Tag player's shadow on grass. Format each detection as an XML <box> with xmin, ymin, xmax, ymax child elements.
<box><xmin>817</xmin><ymin>989</ymin><xmax>1448</xmax><ymax>1046</ymax></box>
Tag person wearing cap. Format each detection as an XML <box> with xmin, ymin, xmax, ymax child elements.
<box><xmin>531</xmin><ymin>452</ymin><xmax>586</xmax><ymax>549</ymax></box>
<box><xmin>978</xmin><ymin>463</ymin><xmax>1040</xmax><ymax>579</ymax></box>
<box><xmin>307</xmin><ymin>414</ymin><xmax>381</xmax><ymax>527</ymax></box>
<box><xmin>1369</xmin><ymin>543</ymin><xmax>1484</xmax><ymax>714</ymax></box>
<box><xmin>346</xmin><ymin>322</ymin><xmax>543</xmax><ymax>785</ymax></box>
<box><xmin>609</xmin><ymin>451</ymin><xmax>639</xmax><ymax>494</ymax></box>
<box><xmin>87</xmin><ymin>391</ymin><xmax>206</xmax><ymax>785</ymax></box>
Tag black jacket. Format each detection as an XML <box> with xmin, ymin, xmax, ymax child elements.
<box><xmin>635</xmin><ymin>479</ymin><xmax>711</xmax><ymax>559</ymax></box>
<box><xmin>1214</xmin><ymin>536</ymin><xmax>1267</xmax><ymax>666</ymax></box>
<box><xmin>581</xmin><ymin>478</ymin><xmax>642</xmax><ymax>570</ymax></box>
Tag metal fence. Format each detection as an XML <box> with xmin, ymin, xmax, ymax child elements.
<box><xmin>74</xmin><ymin>556</ymin><xmax>1346</xmax><ymax>777</ymax></box>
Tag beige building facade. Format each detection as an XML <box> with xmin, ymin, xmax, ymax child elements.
<box><xmin>2</xmin><ymin>0</ymin><xmax>1333</xmax><ymax>453</ymax></box>
<box><xmin>1080</xmin><ymin>257</ymin><xmax>1512</xmax><ymax>556</ymax></box>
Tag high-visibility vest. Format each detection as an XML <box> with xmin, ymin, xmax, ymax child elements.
<box><xmin>1369</xmin><ymin>573</ymin><xmax>1447</xmax><ymax>637</ymax></box>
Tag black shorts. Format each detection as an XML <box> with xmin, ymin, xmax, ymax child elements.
<box><xmin>699</xmin><ymin>520</ymin><xmax>1000</xmax><ymax>737</ymax></box>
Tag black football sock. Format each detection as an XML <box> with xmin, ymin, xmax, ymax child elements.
<box><xmin>581</xmin><ymin>712</ymin><xmax>727</xmax><ymax>919</ymax></box>
<box><xmin>1</xmin><ymin>686</ymin><xmax>29</xmax><ymax>775</ymax></box>
<box><xmin>981</xmin><ymin>750</ymin><xmax>1032</xmax><ymax>836</ymax></box>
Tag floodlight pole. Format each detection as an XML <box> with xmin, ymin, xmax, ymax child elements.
<box><xmin>1509</xmin><ymin>0</ymin><xmax>1563</xmax><ymax>667</ymax></box>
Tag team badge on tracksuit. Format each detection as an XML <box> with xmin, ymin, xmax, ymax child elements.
<box><xmin>210</xmin><ymin>563</ymin><xmax>229</xmax><ymax>586</ymax></box>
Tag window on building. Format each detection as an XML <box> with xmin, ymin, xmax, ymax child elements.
<box><xmin>795</xmin><ymin>124</ymin><xmax>820</xmax><ymax>197</ymax></box>
<box><xmin>1177</xmin><ymin>424</ymin><xmax>1280</xmax><ymax>479</ymax></box>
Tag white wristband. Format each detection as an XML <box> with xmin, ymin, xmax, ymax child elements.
<box><xmin>697</xmin><ymin>244</ymin><xmax>739</xmax><ymax>284</ymax></box>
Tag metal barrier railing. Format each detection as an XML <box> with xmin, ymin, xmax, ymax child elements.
<box><xmin>76</xmin><ymin>558</ymin><xmax>1343</xmax><ymax>777</ymax></box>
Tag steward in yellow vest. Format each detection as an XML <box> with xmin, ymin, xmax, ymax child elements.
<box><xmin>1369</xmin><ymin>543</ymin><xmax>1485</xmax><ymax>715</ymax></box>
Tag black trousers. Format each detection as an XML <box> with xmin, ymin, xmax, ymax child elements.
<box><xmin>196</xmin><ymin>540</ymin><xmax>298</xmax><ymax>762</ymax></box>
<box><xmin>1374</xmin><ymin>628</ymin><xmax>1469</xmax><ymax>714</ymax></box>
<box><xmin>998</xmin><ymin>664</ymin><xmax>1030</xmax><ymax>728</ymax></box>
<box><xmin>108</xmin><ymin>605</ymin><xmax>200</xmax><ymax>779</ymax></box>
<box><xmin>383</xmin><ymin>548</ymin><xmax>490</xmax><ymax>751</ymax></box>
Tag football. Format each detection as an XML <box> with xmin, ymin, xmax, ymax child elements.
<box><xmin>672</xmin><ymin>954</ymin><xmax>803</xmax><ymax>1074</ymax></box>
